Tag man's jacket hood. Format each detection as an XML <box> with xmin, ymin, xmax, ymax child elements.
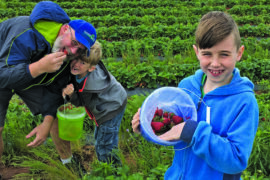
<box><xmin>30</xmin><ymin>1</ymin><xmax>70</xmax><ymax>26</ymax></box>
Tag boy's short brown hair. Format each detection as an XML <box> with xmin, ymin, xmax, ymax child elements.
<box><xmin>80</xmin><ymin>40</ymin><xmax>102</xmax><ymax>66</ymax></box>
<box><xmin>195</xmin><ymin>11</ymin><xmax>241</xmax><ymax>50</ymax></box>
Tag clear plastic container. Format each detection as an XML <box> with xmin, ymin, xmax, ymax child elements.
<box><xmin>140</xmin><ymin>87</ymin><xmax>197</xmax><ymax>146</ymax></box>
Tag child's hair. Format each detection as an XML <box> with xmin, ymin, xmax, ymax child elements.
<box><xmin>80</xmin><ymin>40</ymin><xmax>102</xmax><ymax>66</ymax></box>
<box><xmin>195</xmin><ymin>11</ymin><xmax>241</xmax><ymax>50</ymax></box>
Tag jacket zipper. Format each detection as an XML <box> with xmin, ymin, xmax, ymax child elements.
<box><xmin>78</xmin><ymin>77</ymin><xmax>99</xmax><ymax>127</ymax></box>
<box><xmin>85</xmin><ymin>106</ymin><xmax>99</xmax><ymax>127</ymax></box>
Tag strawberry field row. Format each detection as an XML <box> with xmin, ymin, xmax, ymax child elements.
<box><xmin>75</xmin><ymin>14</ymin><xmax>270</xmax><ymax>28</ymax></box>
<box><xmin>8</xmin><ymin>0</ymin><xmax>184</xmax><ymax>9</ymax></box>
<box><xmin>10</xmin><ymin>0</ymin><xmax>270</xmax><ymax>9</ymax></box>
<box><xmin>96</xmin><ymin>23</ymin><xmax>269</xmax><ymax>41</ymax></box>
<box><xmin>0</xmin><ymin>6</ymin><xmax>223</xmax><ymax>18</ymax></box>
<box><xmin>2</xmin><ymin>14</ymin><xmax>267</xmax><ymax>40</ymax></box>
<box><xmin>100</xmin><ymin>36</ymin><xmax>270</xmax><ymax>60</ymax></box>
<box><xmin>178</xmin><ymin>0</ymin><xmax>270</xmax><ymax>7</ymax></box>
<box><xmin>2</xmin><ymin>10</ymin><xmax>269</xmax><ymax>29</ymax></box>
<box><xmin>105</xmin><ymin>58</ymin><xmax>270</xmax><ymax>89</ymax></box>
<box><xmin>2</xmin><ymin>4</ymin><xmax>270</xmax><ymax>19</ymax></box>
<box><xmin>1</xmin><ymin>12</ymin><xmax>270</xmax><ymax>33</ymax></box>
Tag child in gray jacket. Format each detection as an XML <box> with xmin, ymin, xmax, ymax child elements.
<box><xmin>51</xmin><ymin>41</ymin><xmax>127</xmax><ymax>170</ymax></box>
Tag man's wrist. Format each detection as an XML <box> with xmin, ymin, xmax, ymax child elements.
<box><xmin>29</xmin><ymin>61</ymin><xmax>45</xmax><ymax>78</ymax></box>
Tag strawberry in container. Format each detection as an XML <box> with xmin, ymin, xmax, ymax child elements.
<box><xmin>139</xmin><ymin>87</ymin><xmax>197</xmax><ymax>146</ymax></box>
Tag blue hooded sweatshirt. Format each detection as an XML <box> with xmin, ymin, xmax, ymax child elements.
<box><xmin>164</xmin><ymin>68</ymin><xmax>259</xmax><ymax>180</ymax></box>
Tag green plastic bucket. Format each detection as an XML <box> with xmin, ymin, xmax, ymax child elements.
<box><xmin>57</xmin><ymin>104</ymin><xmax>87</xmax><ymax>141</ymax></box>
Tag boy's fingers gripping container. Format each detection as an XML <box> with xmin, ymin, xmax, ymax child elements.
<box><xmin>57</xmin><ymin>103</ymin><xmax>87</xmax><ymax>141</ymax></box>
<box><xmin>140</xmin><ymin>87</ymin><xmax>197</xmax><ymax>146</ymax></box>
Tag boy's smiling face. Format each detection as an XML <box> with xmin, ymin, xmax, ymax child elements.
<box><xmin>193</xmin><ymin>33</ymin><xmax>244</xmax><ymax>88</ymax></box>
<box><xmin>70</xmin><ymin>59</ymin><xmax>95</xmax><ymax>79</ymax></box>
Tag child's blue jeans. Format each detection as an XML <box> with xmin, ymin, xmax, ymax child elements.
<box><xmin>94</xmin><ymin>108</ymin><xmax>125</xmax><ymax>165</ymax></box>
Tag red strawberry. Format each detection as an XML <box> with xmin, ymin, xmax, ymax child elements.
<box><xmin>157</xmin><ymin>109</ymin><xmax>163</xmax><ymax>117</ymax></box>
<box><xmin>162</xmin><ymin>117</ymin><xmax>171</xmax><ymax>125</ymax></box>
<box><xmin>151</xmin><ymin>122</ymin><xmax>165</xmax><ymax>132</ymax></box>
<box><xmin>169</xmin><ymin>112</ymin><xmax>174</xmax><ymax>118</ymax></box>
<box><xmin>163</xmin><ymin>111</ymin><xmax>169</xmax><ymax>118</ymax></box>
<box><xmin>154</xmin><ymin>107</ymin><xmax>159</xmax><ymax>115</ymax></box>
<box><xmin>154</xmin><ymin>107</ymin><xmax>163</xmax><ymax>117</ymax></box>
<box><xmin>64</xmin><ymin>49</ymin><xmax>68</xmax><ymax>55</ymax></box>
<box><xmin>172</xmin><ymin>115</ymin><xmax>183</xmax><ymax>125</ymax></box>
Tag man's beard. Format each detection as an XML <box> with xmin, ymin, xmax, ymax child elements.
<box><xmin>51</xmin><ymin>35</ymin><xmax>80</xmax><ymax>62</ymax></box>
<box><xmin>52</xmin><ymin>35</ymin><xmax>63</xmax><ymax>53</ymax></box>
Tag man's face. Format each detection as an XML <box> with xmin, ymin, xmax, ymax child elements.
<box><xmin>52</xmin><ymin>25</ymin><xmax>85</xmax><ymax>59</ymax></box>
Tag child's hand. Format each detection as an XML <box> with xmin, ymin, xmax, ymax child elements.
<box><xmin>131</xmin><ymin>108</ymin><xmax>141</xmax><ymax>134</ymax></box>
<box><xmin>158</xmin><ymin>122</ymin><xmax>185</xmax><ymax>141</ymax></box>
<box><xmin>62</xmin><ymin>83</ymin><xmax>74</xmax><ymax>98</ymax></box>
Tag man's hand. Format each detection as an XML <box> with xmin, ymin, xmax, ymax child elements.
<box><xmin>158</xmin><ymin>122</ymin><xmax>185</xmax><ymax>141</ymax></box>
<box><xmin>131</xmin><ymin>108</ymin><xmax>141</xmax><ymax>134</ymax></box>
<box><xmin>29</xmin><ymin>52</ymin><xmax>67</xmax><ymax>78</ymax></box>
<box><xmin>26</xmin><ymin>115</ymin><xmax>54</xmax><ymax>147</ymax></box>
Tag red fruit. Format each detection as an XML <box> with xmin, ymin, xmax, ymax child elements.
<box><xmin>169</xmin><ymin>112</ymin><xmax>174</xmax><ymax>118</ymax></box>
<box><xmin>154</xmin><ymin>107</ymin><xmax>163</xmax><ymax>117</ymax></box>
<box><xmin>157</xmin><ymin>109</ymin><xmax>163</xmax><ymax>117</ymax></box>
<box><xmin>163</xmin><ymin>112</ymin><xmax>169</xmax><ymax>118</ymax></box>
<box><xmin>261</xmin><ymin>117</ymin><xmax>265</xmax><ymax>121</ymax></box>
<box><xmin>154</xmin><ymin>107</ymin><xmax>159</xmax><ymax>115</ymax></box>
<box><xmin>163</xmin><ymin>117</ymin><xmax>171</xmax><ymax>125</ymax></box>
<box><xmin>63</xmin><ymin>49</ymin><xmax>68</xmax><ymax>55</ymax></box>
<box><xmin>172</xmin><ymin>115</ymin><xmax>183</xmax><ymax>125</ymax></box>
<box><xmin>151</xmin><ymin>122</ymin><xmax>165</xmax><ymax>132</ymax></box>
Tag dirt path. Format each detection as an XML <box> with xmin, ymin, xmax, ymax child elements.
<box><xmin>0</xmin><ymin>165</ymin><xmax>30</xmax><ymax>180</ymax></box>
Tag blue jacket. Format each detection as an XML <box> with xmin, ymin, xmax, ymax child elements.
<box><xmin>0</xmin><ymin>1</ymin><xmax>71</xmax><ymax>117</ymax></box>
<box><xmin>165</xmin><ymin>68</ymin><xmax>259</xmax><ymax>180</ymax></box>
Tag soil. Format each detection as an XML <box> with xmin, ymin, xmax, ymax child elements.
<box><xmin>0</xmin><ymin>145</ymin><xmax>96</xmax><ymax>180</ymax></box>
<box><xmin>0</xmin><ymin>165</ymin><xmax>30</xmax><ymax>180</ymax></box>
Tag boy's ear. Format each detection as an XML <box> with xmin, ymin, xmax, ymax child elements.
<box><xmin>236</xmin><ymin>45</ymin><xmax>245</xmax><ymax>61</ymax></box>
<box><xmin>193</xmin><ymin>45</ymin><xmax>199</xmax><ymax>58</ymax></box>
<box><xmin>88</xmin><ymin>66</ymin><xmax>96</xmax><ymax>72</ymax></box>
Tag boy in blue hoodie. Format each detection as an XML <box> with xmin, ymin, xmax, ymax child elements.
<box><xmin>50</xmin><ymin>41</ymin><xmax>127</xmax><ymax>169</ymax></box>
<box><xmin>132</xmin><ymin>11</ymin><xmax>259</xmax><ymax>180</ymax></box>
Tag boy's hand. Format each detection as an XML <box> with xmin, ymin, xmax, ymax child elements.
<box><xmin>158</xmin><ymin>122</ymin><xmax>185</xmax><ymax>141</ymax></box>
<box><xmin>131</xmin><ymin>108</ymin><xmax>141</xmax><ymax>134</ymax></box>
<box><xmin>62</xmin><ymin>83</ymin><xmax>74</xmax><ymax>98</ymax></box>
<box><xmin>29</xmin><ymin>52</ymin><xmax>67</xmax><ymax>78</ymax></box>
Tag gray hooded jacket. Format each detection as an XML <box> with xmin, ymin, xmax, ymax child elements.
<box><xmin>70</xmin><ymin>61</ymin><xmax>127</xmax><ymax>125</ymax></box>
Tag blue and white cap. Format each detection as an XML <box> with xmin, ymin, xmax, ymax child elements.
<box><xmin>69</xmin><ymin>19</ymin><xmax>97</xmax><ymax>56</ymax></box>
